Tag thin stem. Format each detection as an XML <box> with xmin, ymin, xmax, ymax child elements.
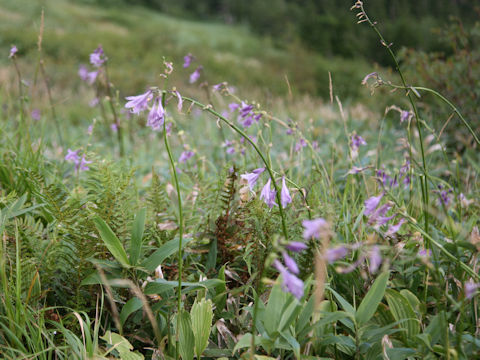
<box><xmin>104</xmin><ymin>63</ymin><xmax>124</xmax><ymax>157</ymax></box>
<box><xmin>39</xmin><ymin>59</ymin><xmax>63</xmax><ymax>146</ymax></box>
<box><xmin>161</xmin><ymin>92</ymin><xmax>184</xmax><ymax>360</ymax></box>
<box><xmin>357</xmin><ymin>1</ymin><xmax>431</xmax><ymax>233</ymax></box>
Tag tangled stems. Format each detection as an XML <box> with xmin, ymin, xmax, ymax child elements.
<box><xmin>160</xmin><ymin>92</ymin><xmax>184</xmax><ymax>360</ymax></box>
<box><xmin>175</xmin><ymin>93</ymin><xmax>289</xmax><ymax>241</ymax></box>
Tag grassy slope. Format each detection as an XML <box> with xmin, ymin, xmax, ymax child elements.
<box><xmin>0</xmin><ymin>0</ymin><xmax>373</xmax><ymax>100</ymax></box>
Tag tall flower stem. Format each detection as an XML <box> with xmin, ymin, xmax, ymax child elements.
<box><xmin>160</xmin><ymin>92</ymin><xmax>184</xmax><ymax>360</ymax></box>
<box><xmin>104</xmin><ymin>63</ymin><xmax>124</xmax><ymax>157</ymax></box>
<box><xmin>354</xmin><ymin>1</ymin><xmax>430</xmax><ymax>234</ymax></box>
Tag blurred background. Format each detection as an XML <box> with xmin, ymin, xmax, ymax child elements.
<box><xmin>0</xmin><ymin>0</ymin><xmax>479</xmax><ymax>128</ymax></box>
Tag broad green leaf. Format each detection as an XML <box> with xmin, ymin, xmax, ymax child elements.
<box><xmin>278</xmin><ymin>297</ymin><xmax>302</xmax><ymax>333</ymax></box>
<box><xmin>142</xmin><ymin>237</ymin><xmax>193</xmax><ymax>272</ymax></box>
<box><xmin>233</xmin><ymin>333</ymin><xmax>273</xmax><ymax>354</ymax></box>
<box><xmin>314</xmin><ymin>311</ymin><xmax>352</xmax><ymax>328</ymax></box>
<box><xmin>191</xmin><ymin>298</ymin><xmax>213</xmax><ymax>358</ymax></box>
<box><xmin>296</xmin><ymin>295</ymin><xmax>315</xmax><ymax>334</ymax></box>
<box><xmin>213</xmin><ymin>266</ymin><xmax>227</xmax><ymax>315</ymax></box>
<box><xmin>325</xmin><ymin>286</ymin><xmax>355</xmax><ymax>317</ymax></box>
<box><xmin>264</xmin><ymin>281</ymin><xmax>286</xmax><ymax>335</ymax></box>
<box><xmin>178</xmin><ymin>310</ymin><xmax>195</xmax><ymax>360</ymax></box>
<box><xmin>385</xmin><ymin>289</ymin><xmax>420</xmax><ymax>341</ymax></box>
<box><xmin>101</xmin><ymin>331</ymin><xmax>144</xmax><ymax>360</ymax></box>
<box><xmin>120</xmin><ymin>297</ymin><xmax>143</xmax><ymax>326</ymax></box>
<box><xmin>130</xmin><ymin>208</ymin><xmax>146</xmax><ymax>265</ymax></box>
<box><xmin>356</xmin><ymin>271</ymin><xmax>389</xmax><ymax>326</ymax></box>
<box><xmin>93</xmin><ymin>217</ymin><xmax>129</xmax><ymax>268</ymax></box>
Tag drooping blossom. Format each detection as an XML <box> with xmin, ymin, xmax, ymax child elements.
<box><xmin>282</xmin><ymin>251</ymin><xmax>299</xmax><ymax>274</ymax></box>
<box><xmin>212</xmin><ymin>82</ymin><xmax>224</xmax><ymax>92</ymax></box>
<box><xmin>90</xmin><ymin>46</ymin><xmax>106</xmax><ymax>67</ymax></box>
<box><xmin>465</xmin><ymin>280</ymin><xmax>480</xmax><ymax>299</ymax></box>
<box><xmin>400</xmin><ymin>110</ymin><xmax>413</xmax><ymax>123</ymax></box>
<box><xmin>9</xmin><ymin>45</ymin><xmax>18</xmax><ymax>58</ymax></box>
<box><xmin>78</xmin><ymin>65</ymin><xmax>88</xmax><ymax>81</ymax></box>
<box><xmin>183</xmin><ymin>53</ymin><xmax>194</xmax><ymax>68</ymax></box>
<box><xmin>146</xmin><ymin>97</ymin><xmax>165</xmax><ymax>131</ymax></box>
<box><xmin>77</xmin><ymin>156</ymin><xmax>92</xmax><ymax>171</ymax></box>
<box><xmin>280</xmin><ymin>176</ymin><xmax>292</xmax><ymax>208</ymax></box>
<box><xmin>325</xmin><ymin>246</ymin><xmax>348</xmax><ymax>263</ymax></box>
<box><xmin>164</xmin><ymin>61</ymin><xmax>173</xmax><ymax>74</ymax></box>
<box><xmin>295</xmin><ymin>138</ymin><xmax>307</xmax><ymax>152</ymax></box>
<box><xmin>364</xmin><ymin>194</ymin><xmax>383</xmax><ymax>216</ymax></box>
<box><xmin>125</xmin><ymin>90</ymin><xmax>153</xmax><ymax>114</ymax></box>
<box><xmin>228</xmin><ymin>103</ymin><xmax>239</xmax><ymax>112</ymax></box>
<box><xmin>286</xmin><ymin>241</ymin><xmax>308</xmax><ymax>252</ymax></box>
<box><xmin>189</xmin><ymin>66</ymin><xmax>202</xmax><ymax>84</ymax></box>
<box><xmin>240</xmin><ymin>168</ymin><xmax>265</xmax><ymax>190</ymax></box>
<box><xmin>361</xmin><ymin>72</ymin><xmax>378</xmax><ymax>85</ymax></box>
<box><xmin>350</xmin><ymin>133</ymin><xmax>366</xmax><ymax>159</ymax></box>
<box><xmin>179</xmin><ymin>150</ymin><xmax>195</xmax><ymax>163</ymax></box>
<box><xmin>368</xmin><ymin>245</ymin><xmax>382</xmax><ymax>273</ymax></box>
<box><xmin>175</xmin><ymin>90</ymin><xmax>183</xmax><ymax>112</ymax></box>
<box><xmin>273</xmin><ymin>260</ymin><xmax>304</xmax><ymax>300</ymax></box>
<box><xmin>65</xmin><ymin>149</ymin><xmax>80</xmax><ymax>163</ymax></box>
<box><xmin>386</xmin><ymin>218</ymin><xmax>406</xmax><ymax>236</ymax></box>
<box><xmin>31</xmin><ymin>109</ymin><xmax>41</xmax><ymax>121</ymax></box>
<box><xmin>302</xmin><ymin>218</ymin><xmax>328</xmax><ymax>240</ymax></box>
<box><xmin>368</xmin><ymin>203</ymin><xmax>395</xmax><ymax>228</ymax></box>
<box><xmin>260</xmin><ymin>178</ymin><xmax>276</xmax><ymax>209</ymax></box>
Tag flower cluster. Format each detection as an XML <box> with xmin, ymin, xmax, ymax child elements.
<box><xmin>364</xmin><ymin>193</ymin><xmax>405</xmax><ymax>234</ymax></box>
<box><xmin>64</xmin><ymin>149</ymin><xmax>91</xmax><ymax>172</ymax></box>
<box><xmin>240</xmin><ymin>168</ymin><xmax>292</xmax><ymax>209</ymax></box>
<box><xmin>350</xmin><ymin>133</ymin><xmax>367</xmax><ymax>159</ymax></box>
<box><xmin>9</xmin><ymin>45</ymin><xmax>18</xmax><ymax>59</ymax></box>
<box><xmin>228</xmin><ymin>101</ymin><xmax>262</xmax><ymax>128</ymax></box>
<box><xmin>90</xmin><ymin>45</ymin><xmax>106</xmax><ymax>67</ymax></box>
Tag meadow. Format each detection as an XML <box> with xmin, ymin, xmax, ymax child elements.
<box><xmin>1</xmin><ymin>0</ymin><xmax>479</xmax><ymax>359</ymax></box>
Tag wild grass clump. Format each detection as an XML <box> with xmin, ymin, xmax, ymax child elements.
<box><xmin>1</xmin><ymin>1</ymin><xmax>480</xmax><ymax>359</ymax></box>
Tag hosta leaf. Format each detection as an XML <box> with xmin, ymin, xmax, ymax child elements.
<box><xmin>191</xmin><ymin>298</ymin><xmax>213</xmax><ymax>358</ymax></box>
<box><xmin>356</xmin><ymin>271</ymin><xmax>389</xmax><ymax>326</ymax></box>
<box><xmin>93</xmin><ymin>216</ymin><xmax>129</xmax><ymax>268</ymax></box>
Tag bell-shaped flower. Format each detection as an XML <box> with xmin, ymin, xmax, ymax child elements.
<box><xmin>260</xmin><ymin>178</ymin><xmax>276</xmax><ymax>209</ymax></box>
<box><xmin>280</xmin><ymin>176</ymin><xmax>292</xmax><ymax>208</ymax></box>
<box><xmin>146</xmin><ymin>97</ymin><xmax>165</xmax><ymax>131</ymax></box>
<box><xmin>125</xmin><ymin>90</ymin><xmax>153</xmax><ymax>114</ymax></box>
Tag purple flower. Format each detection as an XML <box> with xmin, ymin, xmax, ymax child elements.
<box><xmin>295</xmin><ymin>138</ymin><xmax>307</xmax><ymax>152</ymax></box>
<box><xmin>110</xmin><ymin>123</ymin><xmax>118</xmax><ymax>132</ymax></box>
<box><xmin>435</xmin><ymin>185</ymin><xmax>452</xmax><ymax>207</ymax></box>
<box><xmin>164</xmin><ymin>61</ymin><xmax>173</xmax><ymax>74</ymax></box>
<box><xmin>351</xmin><ymin>134</ymin><xmax>367</xmax><ymax>149</ymax></box>
<box><xmin>179</xmin><ymin>150</ymin><xmax>195</xmax><ymax>163</ymax></box>
<box><xmin>125</xmin><ymin>90</ymin><xmax>153</xmax><ymax>114</ymax></box>
<box><xmin>312</xmin><ymin>141</ymin><xmax>319</xmax><ymax>150</ymax></box>
<box><xmin>280</xmin><ymin>176</ymin><xmax>292</xmax><ymax>208</ymax></box>
<box><xmin>368</xmin><ymin>203</ymin><xmax>395</xmax><ymax>227</ymax></box>
<box><xmin>418</xmin><ymin>249</ymin><xmax>432</xmax><ymax>258</ymax></box>
<box><xmin>386</xmin><ymin>218</ymin><xmax>406</xmax><ymax>236</ymax></box>
<box><xmin>90</xmin><ymin>46</ymin><xmax>106</xmax><ymax>67</ymax></box>
<box><xmin>183</xmin><ymin>53</ymin><xmax>194</xmax><ymax>68</ymax></box>
<box><xmin>226</xmin><ymin>146</ymin><xmax>235</xmax><ymax>154</ymax></box>
<box><xmin>286</xmin><ymin>128</ymin><xmax>294</xmax><ymax>135</ymax></box>
<box><xmin>273</xmin><ymin>260</ymin><xmax>304</xmax><ymax>300</ymax></box>
<box><xmin>465</xmin><ymin>280</ymin><xmax>480</xmax><ymax>300</ymax></box>
<box><xmin>286</xmin><ymin>241</ymin><xmax>308</xmax><ymax>252</ymax></box>
<box><xmin>77</xmin><ymin>156</ymin><xmax>92</xmax><ymax>172</ymax></box>
<box><xmin>146</xmin><ymin>98</ymin><xmax>165</xmax><ymax>131</ymax></box>
<box><xmin>240</xmin><ymin>168</ymin><xmax>265</xmax><ymax>191</ymax></box>
<box><xmin>228</xmin><ymin>103</ymin><xmax>239</xmax><ymax>112</ymax></box>
<box><xmin>239</xmin><ymin>102</ymin><xmax>254</xmax><ymax>117</ymax></box>
<box><xmin>368</xmin><ymin>245</ymin><xmax>382</xmax><ymax>274</ymax></box>
<box><xmin>212</xmin><ymin>83</ymin><xmax>224</xmax><ymax>92</ymax></box>
<box><xmin>87</xmin><ymin>71</ymin><xmax>98</xmax><ymax>85</ymax></box>
<box><xmin>65</xmin><ymin>149</ymin><xmax>80</xmax><ymax>163</ymax></box>
<box><xmin>87</xmin><ymin>125</ymin><xmax>94</xmax><ymax>135</ymax></box>
<box><xmin>282</xmin><ymin>251</ymin><xmax>299</xmax><ymax>274</ymax></box>
<box><xmin>31</xmin><ymin>109</ymin><xmax>41</xmax><ymax>121</ymax></box>
<box><xmin>78</xmin><ymin>65</ymin><xmax>88</xmax><ymax>81</ymax></box>
<box><xmin>400</xmin><ymin>110</ymin><xmax>413</xmax><ymax>123</ymax></box>
<box><xmin>325</xmin><ymin>246</ymin><xmax>348</xmax><ymax>263</ymax></box>
<box><xmin>189</xmin><ymin>66</ymin><xmax>202</xmax><ymax>84</ymax></box>
<box><xmin>302</xmin><ymin>218</ymin><xmax>328</xmax><ymax>240</ymax></box>
<box><xmin>364</xmin><ymin>194</ymin><xmax>383</xmax><ymax>216</ymax></box>
<box><xmin>260</xmin><ymin>178</ymin><xmax>276</xmax><ymax>209</ymax></box>
<box><xmin>9</xmin><ymin>45</ymin><xmax>18</xmax><ymax>58</ymax></box>
<box><xmin>240</xmin><ymin>115</ymin><xmax>254</xmax><ymax>128</ymax></box>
